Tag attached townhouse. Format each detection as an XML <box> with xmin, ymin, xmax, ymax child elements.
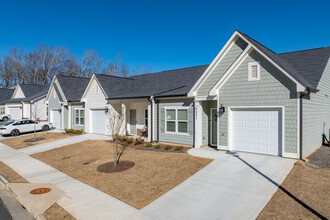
<box><xmin>45</xmin><ymin>75</ymin><xmax>90</xmax><ymax>130</ymax></box>
<box><xmin>60</xmin><ymin>30</ymin><xmax>330</xmax><ymax>159</ymax></box>
<box><xmin>3</xmin><ymin>84</ymin><xmax>49</xmax><ymax>121</ymax></box>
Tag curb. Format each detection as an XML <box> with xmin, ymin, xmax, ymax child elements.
<box><xmin>0</xmin><ymin>175</ymin><xmax>47</xmax><ymax>220</ymax></box>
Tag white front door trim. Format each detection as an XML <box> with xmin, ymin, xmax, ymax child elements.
<box><xmin>228</xmin><ymin>106</ymin><xmax>286</xmax><ymax>157</ymax></box>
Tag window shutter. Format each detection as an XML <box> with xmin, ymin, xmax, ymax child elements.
<box><xmin>188</xmin><ymin>107</ymin><xmax>194</xmax><ymax>135</ymax></box>
<box><xmin>251</xmin><ymin>65</ymin><xmax>258</xmax><ymax>78</ymax></box>
<box><xmin>160</xmin><ymin>107</ymin><xmax>165</xmax><ymax>133</ymax></box>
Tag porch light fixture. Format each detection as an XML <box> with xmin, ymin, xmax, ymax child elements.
<box><xmin>105</xmin><ymin>107</ymin><xmax>109</xmax><ymax>113</ymax></box>
<box><xmin>219</xmin><ymin>104</ymin><xmax>225</xmax><ymax>115</ymax></box>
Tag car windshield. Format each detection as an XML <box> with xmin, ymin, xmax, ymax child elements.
<box><xmin>3</xmin><ymin>122</ymin><xmax>14</xmax><ymax>126</ymax></box>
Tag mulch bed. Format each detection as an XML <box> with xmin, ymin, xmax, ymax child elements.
<box><xmin>23</xmin><ymin>137</ymin><xmax>45</xmax><ymax>142</ymax></box>
<box><xmin>134</xmin><ymin>145</ymin><xmax>190</xmax><ymax>153</ymax></box>
<box><xmin>97</xmin><ymin>161</ymin><xmax>135</xmax><ymax>173</ymax></box>
<box><xmin>305</xmin><ymin>146</ymin><xmax>330</xmax><ymax>168</ymax></box>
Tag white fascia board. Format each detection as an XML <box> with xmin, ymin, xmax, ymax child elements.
<box><xmin>209</xmin><ymin>45</ymin><xmax>252</xmax><ymax>96</ymax></box>
<box><xmin>235</xmin><ymin>32</ymin><xmax>306</xmax><ymax>92</ymax></box>
<box><xmin>187</xmin><ymin>33</ymin><xmax>240</xmax><ymax>97</ymax></box>
<box><xmin>45</xmin><ymin>76</ymin><xmax>57</xmax><ymax>102</ymax></box>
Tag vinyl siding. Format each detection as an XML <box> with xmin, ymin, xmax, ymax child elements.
<box><xmin>48</xmin><ymin>87</ymin><xmax>61</xmax><ymax>116</ymax></box>
<box><xmin>63</xmin><ymin>106</ymin><xmax>69</xmax><ymax>129</ymax></box>
<box><xmin>84</xmin><ymin>79</ymin><xmax>107</xmax><ymax>133</ymax></box>
<box><xmin>302</xmin><ymin>59</ymin><xmax>330</xmax><ymax>156</ymax></box>
<box><xmin>218</xmin><ymin>49</ymin><xmax>298</xmax><ymax>154</ymax></box>
<box><xmin>71</xmin><ymin>103</ymin><xmax>85</xmax><ymax>131</ymax></box>
<box><xmin>197</xmin><ymin>38</ymin><xmax>248</xmax><ymax>96</ymax></box>
<box><xmin>157</xmin><ymin>99</ymin><xmax>194</xmax><ymax>145</ymax></box>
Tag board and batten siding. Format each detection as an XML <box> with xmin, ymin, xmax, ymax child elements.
<box><xmin>157</xmin><ymin>99</ymin><xmax>194</xmax><ymax>145</ymax></box>
<box><xmin>197</xmin><ymin>38</ymin><xmax>248</xmax><ymax>96</ymax></box>
<box><xmin>217</xmin><ymin>50</ymin><xmax>298</xmax><ymax>154</ymax></box>
<box><xmin>302</xmin><ymin>59</ymin><xmax>330</xmax><ymax>156</ymax></box>
<box><xmin>71</xmin><ymin>103</ymin><xmax>85</xmax><ymax>130</ymax></box>
<box><xmin>84</xmin><ymin>79</ymin><xmax>107</xmax><ymax>133</ymax></box>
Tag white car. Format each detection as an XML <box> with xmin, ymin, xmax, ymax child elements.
<box><xmin>0</xmin><ymin>114</ymin><xmax>11</xmax><ymax>121</ymax></box>
<box><xmin>0</xmin><ymin>120</ymin><xmax>53</xmax><ymax>136</ymax></box>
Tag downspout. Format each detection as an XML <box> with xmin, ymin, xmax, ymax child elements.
<box><xmin>299</xmin><ymin>93</ymin><xmax>304</xmax><ymax>160</ymax></box>
<box><xmin>148</xmin><ymin>96</ymin><xmax>153</xmax><ymax>142</ymax></box>
<box><xmin>21</xmin><ymin>101</ymin><xmax>24</xmax><ymax>119</ymax></box>
<box><xmin>156</xmin><ymin>98</ymin><xmax>159</xmax><ymax>143</ymax></box>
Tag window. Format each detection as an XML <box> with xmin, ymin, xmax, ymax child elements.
<box><xmin>0</xmin><ymin>106</ymin><xmax>5</xmax><ymax>114</ymax></box>
<box><xmin>145</xmin><ymin>109</ymin><xmax>148</xmax><ymax>126</ymax></box>
<box><xmin>248</xmin><ymin>61</ymin><xmax>260</xmax><ymax>81</ymax></box>
<box><xmin>74</xmin><ymin>109</ymin><xmax>84</xmax><ymax>126</ymax></box>
<box><xmin>165</xmin><ymin>108</ymin><xmax>188</xmax><ymax>134</ymax></box>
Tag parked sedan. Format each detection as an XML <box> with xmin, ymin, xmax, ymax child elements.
<box><xmin>0</xmin><ymin>120</ymin><xmax>53</xmax><ymax>136</ymax></box>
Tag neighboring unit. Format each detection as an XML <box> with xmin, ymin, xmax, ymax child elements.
<box><xmin>0</xmin><ymin>88</ymin><xmax>15</xmax><ymax>121</ymax></box>
<box><xmin>45</xmin><ymin>75</ymin><xmax>90</xmax><ymax>130</ymax></box>
<box><xmin>3</xmin><ymin>84</ymin><xmax>49</xmax><ymax>121</ymax></box>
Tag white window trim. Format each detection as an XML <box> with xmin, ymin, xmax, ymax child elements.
<box><xmin>164</xmin><ymin>106</ymin><xmax>190</xmax><ymax>136</ymax></box>
<box><xmin>0</xmin><ymin>106</ymin><xmax>5</xmax><ymax>114</ymax></box>
<box><xmin>74</xmin><ymin>108</ymin><xmax>85</xmax><ymax>126</ymax></box>
<box><xmin>248</xmin><ymin>61</ymin><xmax>261</xmax><ymax>81</ymax></box>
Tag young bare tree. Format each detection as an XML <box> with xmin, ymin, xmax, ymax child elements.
<box><xmin>107</xmin><ymin>103</ymin><xmax>125</xmax><ymax>168</ymax></box>
<box><xmin>30</xmin><ymin>100</ymin><xmax>43</xmax><ymax>141</ymax></box>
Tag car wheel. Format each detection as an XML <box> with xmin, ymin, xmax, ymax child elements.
<box><xmin>10</xmin><ymin>129</ymin><xmax>20</xmax><ymax>136</ymax></box>
<box><xmin>42</xmin><ymin>125</ymin><xmax>50</xmax><ymax>131</ymax></box>
<box><xmin>2</xmin><ymin>117</ymin><xmax>8</xmax><ymax>121</ymax></box>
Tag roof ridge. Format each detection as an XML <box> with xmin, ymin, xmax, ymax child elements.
<box><xmin>132</xmin><ymin>64</ymin><xmax>209</xmax><ymax>77</ymax></box>
<box><xmin>279</xmin><ymin>46</ymin><xmax>330</xmax><ymax>55</ymax></box>
<box><xmin>96</xmin><ymin>74</ymin><xmax>134</xmax><ymax>80</ymax></box>
<box><xmin>19</xmin><ymin>83</ymin><xmax>47</xmax><ymax>86</ymax></box>
<box><xmin>58</xmin><ymin>74</ymin><xmax>91</xmax><ymax>79</ymax></box>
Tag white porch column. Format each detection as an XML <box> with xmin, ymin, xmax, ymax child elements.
<box><xmin>121</xmin><ymin>103</ymin><xmax>126</xmax><ymax>136</ymax></box>
<box><xmin>194</xmin><ymin>100</ymin><xmax>202</xmax><ymax>148</ymax></box>
<box><xmin>147</xmin><ymin>101</ymin><xmax>152</xmax><ymax>142</ymax></box>
<box><xmin>68</xmin><ymin>103</ymin><xmax>72</xmax><ymax>129</ymax></box>
<box><xmin>61</xmin><ymin>104</ymin><xmax>65</xmax><ymax>130</ymax></box>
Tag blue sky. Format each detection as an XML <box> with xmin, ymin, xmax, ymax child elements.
<box><xmin>0</xmin><ymin>0</ymin><xmax>329</xmax><ymax>72</ymax></box>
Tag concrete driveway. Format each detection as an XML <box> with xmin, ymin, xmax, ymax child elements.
<box><xmin>141</xmin><ymin>148</ymin><xmax>296</xmax><ymax>220</ymax></box>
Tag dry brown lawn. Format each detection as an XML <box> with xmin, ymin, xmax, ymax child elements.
<box><xmin>257</xmin><ymin>161</ymin><xmax>330</xmax><ymax>219</ymax></box>
<box><xmin>0</xmin><ymin>162</ymin><xmax>75</xmax><ymax>220</ymax></box>
<box><xmin>0</xmin><ymin>132</ymin><xmax>71</xmax><ymax>149</ymax></box>
<box><xmin>32</xmin><ymin>140</ymin><xmax>212</xmax><ymax>209</ymax></box>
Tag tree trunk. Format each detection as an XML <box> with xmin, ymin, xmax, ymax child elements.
<box><xmin>113</xmin><ymin>140</ymin><xmax>118</xmax><ymax>168</ymax></box>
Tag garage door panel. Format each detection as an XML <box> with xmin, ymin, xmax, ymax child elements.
<box><xmin>91</xmin><ymin>110</ymin><xmax>105</xmax><ymax>134</ymax></box>
<box><xmin>231</xmin><ymin>108</ymin><xmax>282</xmax><ymax>156</ymax></box>
<box><xmin>9</xmin><ymin>107</ymin><xmax>22</xmax><ymax>120</ymax></box>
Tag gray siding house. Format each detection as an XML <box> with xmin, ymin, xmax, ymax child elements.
<box><xmin>45</xmin><ymin>75</ymin><xmax>90</xmax><ymax>131</ymax></box>
<box><xmin>78</xmin><ymin>30</ymin><xmax>330</xmax><ymax>159</ymax></box>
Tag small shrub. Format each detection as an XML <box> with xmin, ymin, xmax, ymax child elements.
<box><xmin>127</xmin><ymin>137</ymin><xmax>133</xmax><ymax>144</ymax></box>
<box><xmin>65</xmin><ymin>128</ymin><xmax>83</xmax><ymax>134</ymax></box>
<box><xmin>174</xmin><ymin>146</ymin><xmax>184</xmax><ymax>151</ymax></box>
<box><xmin>165</xmin><ymin>145</ymin><xmax>172</xmax><ymax>150</ymax></box>
<box><xmin>134</xmin><ymin>138</ymin><xmax>144</xmax><ymax>145</ymax></box>
<box><xmin>154</xmin><ymin>144</ymin><xmax>161</xmax><ymax>149</ymax></box>
<box><xmin>145</xmin><ymin>143</ymin><xmax>153</xmax><ymax>148</ymax></box>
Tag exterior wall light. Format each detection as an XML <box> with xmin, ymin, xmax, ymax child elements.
<box><xmin>219</xmin><ymin>104</ymin><xmax>225</xmax><ymax>115</ymax></box>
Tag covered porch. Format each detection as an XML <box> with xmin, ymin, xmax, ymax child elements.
<box><xmin>110</xmin><ymin>98</ymin><xmax>152</xmax><ymax>142</ymax></box>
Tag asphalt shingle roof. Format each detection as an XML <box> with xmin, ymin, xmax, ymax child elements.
<box><xmin>0</xmin><ymin>88</ymin><xmax>15</xmax><ymax>104</ymax></box>
<box><xmin>96</xmin><ymin>65</ymin><xmax>208</xmax><ymax>99</ymax></box>
<box><xmin>238</xmin><ymin>30</ymin><xmax>330</xmax><ymax>89</ymax></box>
<box><xmin>56</xmin><ymin>75</ymin><xmax>91</xmax><ymax>102</ymax></box>
<box><xmin>4</xmin><ymin>84</ymin><xmax>50</xmax><ymax>103</ymax></box>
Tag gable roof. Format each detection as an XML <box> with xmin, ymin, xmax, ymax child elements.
<box><xmin>56</xmin><ymin>75</ymin><xmax>91</xmax><ymax>102</ymax></box>
<box><xmin>95</xmin><ymin>65</ymin><xmax>208</xmax><ymax>99</ymax></box>
<box><xmin>0</xmin><ymin>88</ymin><xmax>14</xmax><ymax>104</ymax></box>
<box><xmin>5</xmin><ymin>84</ymin><xmax>50</xmax><ymax>103</ymax></box>
<box><xmin>237</xmin><ymin>30</ymin><xmax>330</xmax><ymax>89</ymax></box>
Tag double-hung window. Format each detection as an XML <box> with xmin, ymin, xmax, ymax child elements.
<box><xmin>74</xmin><ymin>109</ymin><xmax>84</xmax><ymax>126</ymax></box>
<box><xmin>165</xmin><ymin>108</ymin><xmax>188</xmax><ymax>134</ymax></box>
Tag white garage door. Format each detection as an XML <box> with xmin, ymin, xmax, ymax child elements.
<box><xmin>231</xmin><ymin>108</ymin><xmax>282</xmax><ymax>156</ymax></box>
<box><xmin>50</xmin><ymin>110</ymin><xmax>61</xmax><ymax>129</ymax></box>
<box><xmin>8</xmin><ymin>107</ymin><xmax>22</xmax><ymax>120</ymax></box>
<box><xmin>91</xmin><ymin>110</ymin><xmax>106</xmax><ymax>134</ymax></box>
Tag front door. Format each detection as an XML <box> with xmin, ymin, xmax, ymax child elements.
<box><xmin>211</xmin><ymin>108</ymin><xmax>217</xmax><ymax>146</ymax></box>
<box><xmin>130</xmin><ymin>109</ymin><xmax>136</xmax><ymax>134</ymax></box>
